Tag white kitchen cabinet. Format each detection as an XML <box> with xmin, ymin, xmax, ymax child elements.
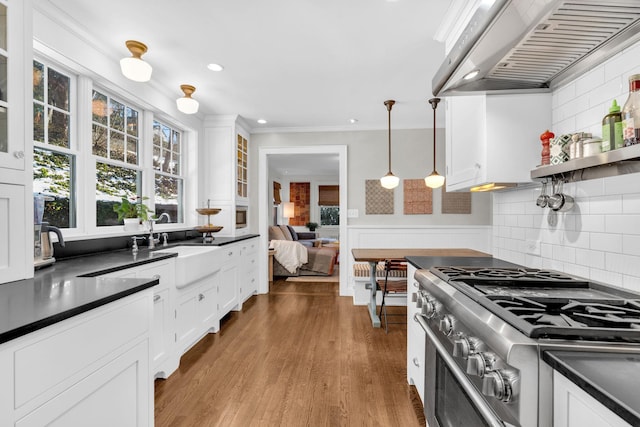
<box><xmin>406</xmin><ymin>264</ymin><xmax>425</xmax><ymax>404</ymax></box>
<box><xmin>202</xmin><ymin>115</ymin><xmax>251</xmax><ymax>237</ymax></box>
<box><xmin>98</xmin><ymin>259</ymin><xmax>178</xmax><ymax>379</ymax></box>
<box><xmin>445</xmin><ymin>93</ymin><xmax>551</xmax><ymax>192</ymax></box>
<box><xmin>0</xmin><ymin>0</ymin><xmax>31</xmax><ymax>173</ymax></box>
<box><xmin>553</xmin><ymin>370</ymin><xmax>630</xmax><ymax>427</ymax></box>
<box><xmin>0</xmin><ymin>291</ymin><xmax>153</xmax><ymax>427</ymax></box>
<box><xmin>239</xmin><ymin>238</ymin><xmax>258</xmax><ymax>304</ymax></box>
<box><xmin>175</xmin><ymin>273</ymin><xmax>219</xmax><ymax>356</ymax></box>
<box><xmin>0</xmin><ymin>183</ymin><xmax>27</xmax><ymax>283</ymax></box>
<box><xmin>0</xmin><ymin>0</ymin><xmax>33</xmax><ymax>285</ymax></box>
<box><xmin>218</xmin><ymin>244</ymin><xmax>240</xmax><ymax>318</ymax></box>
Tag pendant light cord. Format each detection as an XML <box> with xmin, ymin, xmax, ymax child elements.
<box><xmin>429</xmin><ymin>98</ymin><xmax>441</xmax><ymax>172</ymax></box>
<box><xmin>384</xmin><ymin>100</ymin><xmax>395</xmax><ymax>174</ymax></box>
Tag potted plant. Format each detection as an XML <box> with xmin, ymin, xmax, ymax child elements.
<box><xmin>305</xmin><ymin>222</ymin><xmax>319</xmax><ymax>232</ymax></box>
<box><xmin>114</xmin><ymin>196</ymin><xmax>153</xmax><ymax>231</ymax></box>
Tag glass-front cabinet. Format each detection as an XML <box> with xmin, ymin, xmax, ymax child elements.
<box><xmin>237</xmin><ymin>134</ymin><xmax>247</xmax><ymax>199</ymax></box>
<box><xmin>0</xmin><ymin>0</ymin><xmax>29</xmax><ymax>171</ymax></box>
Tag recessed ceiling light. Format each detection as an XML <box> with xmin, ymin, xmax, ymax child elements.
<box><xmin>349</xmin><ymin>118</ymin><xmax>358</xmax><ymax>124</ymax></box>
<box><xmin>257</xmin><ymin>119</ymin><xmax>267</xmax><ymax>124</ymax></box>
<box><xmin>207</xmin><ymin>63</ymin><xmax>224</xmax><ymax>72</ymax></box>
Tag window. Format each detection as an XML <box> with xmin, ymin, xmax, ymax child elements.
<box><xmin>318</xmin><ymin>185</ymin><xmax>339</xmax><ymax>226</ymax></box>
<box><xmin>92</xmin><ymin>89</ymin><xmax>142</xmax><ymax>226</ymax></box>
<box><xmin>153</xmin><ymin>120</ymin><xmax>183</xmax><ymax>223</ymax></box>
<box><xmin>32</xmin><ymin>60</ymin><xmax>76</xmax><ymax>228</ymax></box>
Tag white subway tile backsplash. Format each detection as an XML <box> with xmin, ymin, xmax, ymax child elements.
<box><xmin>589</xmin><ymin>195</ymin><xmax>622</xmax><ymax>214</ymax></box>
<box><xmin>575</xmin><ymin>248</ymin><xmax>605</xmax><ymax>270</ymax></box>
<box><xmin>590</xmin><ymin>232</ymin><xmax>622</xmax><ymax>253</ymax></box>
<box><xmin>623</xmin><ymin>235</ymin><xmax>640</xmax><ymax>256</ymax></box>
<box><xmin>623</xmin><ymin>194</ymin><xmax>640</xmax><ymax>214</ymax></box>
<box><xmin>590</xmin><ymin>268</ymin><xmax>623</xmax><ymax>287</ymax></box>
<box><xmin>491</xmin><ymin>40</ymin><xmax>640</xmax><ymax>286</ymax></box>
<box><xmin>605</xmin><ymin>215</ymin><xmax>640</xmax><ymax>235</ymax></box>
<box><xmin>581</xmin><ymin>214</ymin><xmax>605</xmax><ymax>232</ymax></box>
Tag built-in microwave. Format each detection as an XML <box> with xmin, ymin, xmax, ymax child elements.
<box><xmin>236</xmin><ymin>207</ymin><xmax>247</xmax><ymax>228</ymax></box>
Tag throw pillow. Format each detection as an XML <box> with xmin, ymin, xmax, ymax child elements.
<box><xmin>269</xmin><ymin>226</ymin><xmax>287</xmax><ymax>241</ymax></box>
<box><xmin>279</xmin><ymin>225</ymin><xmax>293</xmax><ymax>240</ymax></box>
<box><xmin>286</xmin><ymin>225</ymin><xmax>299</xmax><ymax>241</ymax></box>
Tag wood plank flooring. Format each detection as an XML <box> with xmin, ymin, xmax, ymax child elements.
<box><xmin>155</xmin><ymin>279</ymin><xmax>425</xmax><ymax>426</ymax></box>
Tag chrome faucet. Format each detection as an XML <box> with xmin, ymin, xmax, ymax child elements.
<box><xmin>147</xmin><ymin>213</ymin><xmax>171</xmax><ymax>249</ymax></box>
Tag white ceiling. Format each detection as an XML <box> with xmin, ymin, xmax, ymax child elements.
<box><xmin>40</xmin><ymin>0</ymin><xmax>450</xmax><ymax>132</ymax></box>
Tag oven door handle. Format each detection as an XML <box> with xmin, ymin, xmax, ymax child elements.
<box><xmin>415</xmin><ymin>314</ymin><xmax>506</xmax><ymax>427</ymax></box>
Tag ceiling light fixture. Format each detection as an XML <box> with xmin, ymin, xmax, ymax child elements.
<box><xmin>176</xmin><ymin>84</ymin><xmax>199</xmax><ymax>114</ymax></box>
<box><xmin>120</xmin><ymin>40</ymin><xmax>153</xmax><ymax>82</ymax></box>
<box><xmin>257</xmin><ymin>119</ymin><xmax>267</xmax><ymax>124</ymax></box>
<box><xmin>424</xmin><ymin>98</ymin><xmax>445</xmax><ymax>189</ymax></box>
<box><xmin>464</xmin><ymin>70</ymin><xmax>480</xmax><ymax>80</ymax></box>
<box><xmin>207</xmin><ymin>63</ymin><xmax>224</xmax><ymax>72</ymax></box>
<box><xmin>380</xmin><ymin>99</ymin><xmax>400</xmax><ymax>190</ymax></box>
<box><xmin>349</xmin><ymin>118</ymin><xmax>358</xmax><ymax>124</ymax></box>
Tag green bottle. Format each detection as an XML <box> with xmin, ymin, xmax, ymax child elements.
<box><xmin>602</xmin><ymin>99</ymin><xmax>623</xmax><ymax>151</ymax></box>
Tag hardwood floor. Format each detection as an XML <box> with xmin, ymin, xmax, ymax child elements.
<box><xmin>155</xmin><ymin>279</ymin><xmax>425</xmax><ymax>426</ymax></box>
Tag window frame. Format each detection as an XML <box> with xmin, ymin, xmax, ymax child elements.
<box><xmin>32</xmin><ymin>57</ymin><xmax>79</xmax><ymax>231</ymax></box>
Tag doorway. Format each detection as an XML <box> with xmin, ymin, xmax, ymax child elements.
<box><xmin>258</xmin><ymin>146</ymin><xmax>348</xmax><ymax>296</ymax></box>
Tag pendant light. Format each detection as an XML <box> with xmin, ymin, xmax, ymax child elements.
<box><xmin>120</xmin><ymin>40</ymin><xmax>153</xmax><ymax>82</ymax></box>
<box><xmin>424</xmin><ymin>97</ymin><xmax>445</xmax><ymax>189</ymax></box>
<box><xmin>380</xmin><ymin>99</ymin><xmax>400</xmax><ymax>189</ymax></box>
<box><xmin>176</xmin><ymin>84</ymin><xmax>200</xmax><ymax>114</ymax></box>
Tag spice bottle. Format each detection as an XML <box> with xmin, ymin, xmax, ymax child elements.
<box><xmin>602</xmin><ymin>99</ymin><xmax>623</xmax><ymax>151</ymax></box>
<box><xmin>622</xmin><ymin>74</ymin><xmax>640</xmax><ymax>146</ymax></box>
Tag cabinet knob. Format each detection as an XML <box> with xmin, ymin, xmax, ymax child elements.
<box><xmin>13</xmin><ymin>151</ymin><xmax>24</xmax><ymax>159</ymax></box>
<box><xmin>198</xmin><ymin>293</ymin><xmax>205</xmax><ymax>301</ymax></box>
<box><xmin>154</xmin><ymin>294</ymin><xmax>161</xmax><ymax>302</ymax></box>
<box><xmin>412</xmin><ymin>357</ymin><xmax>420</xmax><ymax>367</ymax></box>
<box><xmin>152</xmin><ymin>274</ymin><xmax>161</xmax><ymax>280</ymax></box>
<box><xmin>228</xmin><ymin>252</ymin><xmax>233</xmax><ymax>256</ymax></box>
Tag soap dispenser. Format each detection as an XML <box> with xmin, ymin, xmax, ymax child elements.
<box><xmin>602</xmin><ymin>99</ymin><xmax>623</xmax><ymax>151</ymax></box>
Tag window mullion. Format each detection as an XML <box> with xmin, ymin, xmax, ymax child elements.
<box><xmin>143</xmin><ymin>110</ymin><xmax>154</xmax><ymax>214</ymax></box>
<box><xmin>77</xmin><ymin>76</ymin><xmax>94</xmax><ymax>235</ymax></box>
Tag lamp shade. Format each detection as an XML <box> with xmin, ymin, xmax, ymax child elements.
<box><xmin>176</xmin><ymin>84</ymin><xmax>199</xmax><ymax>114</ymax></box>
<box><xmin>120</xmin><ymin>40</ymin><xmax>152</xmax><ymax>82</ymax></box>
<box><xmin>380</xmin><ymin>172</ymin><xmax>400</xmax><ymax>189</ymax></box>
<box><xmin>424</xmin><ymin>171</ymin><xmax>445</xmax><ymax>189</ymax></box>
<box><xmin>283</xmin><ymin>202</ymin><xmax>295</xmax><ymax>218</ymax></box>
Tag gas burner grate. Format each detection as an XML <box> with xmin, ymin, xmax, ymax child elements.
<box><xmin>431</xmin><ymin>266</ymin><xmax>578</xmax><ymax>283</ymax></box>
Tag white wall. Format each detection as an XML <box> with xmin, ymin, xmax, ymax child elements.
<box><xmin>251</xmin><ymin>129</ymin><xmax>492</xmax><ymax>227</ymax></box>
<box><xmin>493</xmin><ymin>40</ymin><xmax>640</xmax><ymax>291</ymax></box>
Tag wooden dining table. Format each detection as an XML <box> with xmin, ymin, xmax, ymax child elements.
<box><xmin>351</xmin><ymin>248</ymin><xmax>491</xmax><ymax>328</ymax></box>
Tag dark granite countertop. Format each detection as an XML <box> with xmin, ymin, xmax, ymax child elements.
<box><xmin>544</xmin><ymin>350</ymin><xmax>640</xmax><ymax>426</ymax></box>
<box><xmin>405</xmin><ymin>255</ymin><xmax>522</xmax><ymax>270</ymax></box>
<box><xmin>0</xmin><ymin>234</ymin><xmax>259</xmax><ymax>346</ymax></box>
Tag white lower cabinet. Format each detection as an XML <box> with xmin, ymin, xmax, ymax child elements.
<box><xmin>553</xmin><ymin>370</ymin><xmax>630</xmax><ymax>427</ymax></box>
<box><xmin>406</xmin><ymin>264</ymin><xmax>426</xmax><ymax>404</ymax></box>
<box><xmin>219</xmin><ymin>245</ymin><xmax>240</xmax><ymax>317</ymax></box>
<box><xmin>239</xmin><ymin>238</ymin><xmax>258</xmax><ymax>304</ymax></box>
<box><xmin>99</xmin><ymin>259</ymin><xmax>178</xmax><ymax>379</ymax></box>
<box><xmin>1</xmin><ymin>291</ymin><xmax>153</xmax><ymax>427</ymax></box>
<box><xmin>0</xmin><ymin>183</ymin><xmax>28</xmax><ymax>284</ymax></box>
<box><xmin>175</xmin><ymin>274</ymin><xmax>219</xmax><ymax>356</ymax></box>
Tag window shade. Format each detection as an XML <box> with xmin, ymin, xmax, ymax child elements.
<box><xmin>318</xmin><ymin>185</ymin><xmax>339</xmax><ymax>206</ymax></box>
<box><xmin>273</xmin><ymin>181</ymin><xmax>281</xmax><ymax>205</ymax></box>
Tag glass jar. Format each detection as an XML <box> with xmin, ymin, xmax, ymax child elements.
<box><xmin>622</xmin><ymin>74</ymin><xmax>640</xmax><ymax>146</ymax></box>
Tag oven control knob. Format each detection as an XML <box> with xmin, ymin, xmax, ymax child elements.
<box><xmin>452</xmin><ymin>336</ymin><xmax>479</xmax><ymax>359</ymax></box>
<box><xmin>421</xmin><ymin>299</ymin><xmax>437</xmax><ymax>318</ymax></box>
<box><xmin>482</xmin><ymin>370</ymin><xmax>516</xmax><ymax>403</ymax></box>
<box><xmin>466</xmin><ymin>352</ymin><xmax>495</xmax><ymax>377</ymax></box>
<box><xmin>438</xmin><ymin>315</ymin><xmax>454</xmax><ymax>336</ymax></box>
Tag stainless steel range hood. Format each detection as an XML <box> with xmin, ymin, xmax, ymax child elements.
<box><xmin>433</xmin><ymin>0</ymin><xmax>640</xmax><ymax>96</ymax></box>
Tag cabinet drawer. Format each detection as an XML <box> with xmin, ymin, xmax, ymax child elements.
<box><xmin>13</xmin><ymin>294</ymin><xmax>151</xmax><ymax>408</ymax></box>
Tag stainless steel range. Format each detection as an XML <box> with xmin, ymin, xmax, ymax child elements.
<box><xmin>413</xmin><ymin>266</ymin><xmax>640</xmax><ymax>427</ymax></box>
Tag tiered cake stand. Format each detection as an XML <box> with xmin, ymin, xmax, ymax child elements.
<box><xmin>195</xmin><ymin>206</ymin><xmax>223</xmax><ymax>243</ymax></box>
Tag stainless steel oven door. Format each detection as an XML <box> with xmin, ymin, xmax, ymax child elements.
<box><xmin>415</xmin><ymin>314</ymin><xmax>508</xmax><ymax>427</ymax></box>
